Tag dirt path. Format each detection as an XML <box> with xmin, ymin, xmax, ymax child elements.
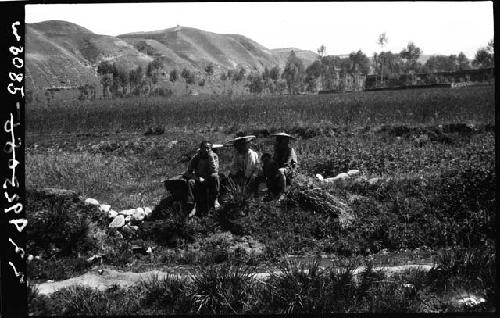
<box><xmin>35</xmin><ymin>263</ymin><xmax>434</xmax><ymax>296</ymax></box>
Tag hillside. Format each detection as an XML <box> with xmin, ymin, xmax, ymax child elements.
<box><xmin>26</xmin><ymin>20</ymin><xmax>153</xmax><ymax>90</ymax></box>
<box><xmin>26</xmin><ymin>20</ymin><xmax>325</xmax><ymax>93</ymax></box>
<box><xmin>26</xmin><ymin>20</ymin><xmax>449</xmax><ymax>94</ymax></box>
<box><xmin>118</xmin><ymin>26</ymin><xmax>280</xmax><ymax>73</ymax></box>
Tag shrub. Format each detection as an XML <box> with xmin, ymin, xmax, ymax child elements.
<box><xmin>27</xmin><ymin>190</ymin><xmax>95</xmax><ymax>257</ymax></box>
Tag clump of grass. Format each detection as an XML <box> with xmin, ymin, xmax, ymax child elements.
<box><xmin>136</xmin><ymin>273</ymin><xmax>190</xmax><ymax>314</ymax></box>
<box><xmin>187</xmin><ymin>263</ymin><xmax>256</xmax><ymax>314</ymax></box>
<box><xmin>46</xmin><ymin>285</ymin><xmax>141</xmax><ymax>316</ymax></box>
<box><xmin>260</xmin><ymin>260</ymin><xmax>335</xmax><ymax>313</ymax></box>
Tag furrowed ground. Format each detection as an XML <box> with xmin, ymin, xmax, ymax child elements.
<box><xmin>26</xmin><ymin>86</ymin><xmax>495</xmax><ymax>314</ymax></box>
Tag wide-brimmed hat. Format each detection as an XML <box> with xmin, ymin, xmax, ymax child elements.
<box><xmin>226</xmin><ymin>135</ymin><xmax>256</xmax><ymax>145</ymax></box>
<box><xmin>211</xmin><ymin>144</ymin><xmax>224</xmax><ymax>149</ymax></box>
<box><xmin>271</xmin><ymin>132</ymin><xmax>296</xmax><ymax>139</ymax></box>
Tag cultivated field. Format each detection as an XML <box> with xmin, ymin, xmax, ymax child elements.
<box><xmin>27</xmin><ymin>86</ymin><xmax>495</xmax><ymax>314</ymax></box>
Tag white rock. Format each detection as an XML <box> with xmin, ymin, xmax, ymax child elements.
<box><xmin>124</xmin><ymin>215</ymin><xmax>132</xmax><ymax>223</ymax></box>
<box><xmin>347</xmin><ymin>170</ymin><xmax>360</xmax><ymax>177</ymax></box>
<box><xmin>146</xmin><ymin>247</ymin><xmax>153</xmax><ymax>254</ymax></box>
<box><xmin>84</xmin><ymin>198</ymin><xmax>99</xmax><ymax>206</ymax></box>
<box><xmin>119</xmin><ymin>208</ymin><xmax>136</xmax><ymax>216</ymax></box>
<box><xmin>458</xmin><ymin>296</ymin><xmax>486</xmax><ymax>306</ymax></box>
<box><xmin>368</xmin><ymin>177</ymin><xmax>381</xmax><ymax>185</ymax></box>
<box><xmin>315</xmin><ymin>173</ymin><xmax>324</xmax><ymax>181</ymax></box>
<box><xmin>324</xmin><ymin>177</ymin><xmax>336</xmax><ymax>183</ymax></box>
<box><xmin>333</xmin><ymin>173</ymin><xmax>349</xmax><ymax>180</ymax></box>
<box><xmin>108</xmin><ymin>210</ymin><xmax>118</xmax><ymax>218</ymax></box>
<box><xmin>27</xmin><ymin>255</ymin><xmax>34</xmax><ymax>262</ymax></box>
<box><xmin>132</xmin><ymin>208</ymin><xmax>145</xmax><ymax>221</ymax></box>
<box><xmin>109</xmin><ymin>215</ymin><xmax>125</xmax><ymax>228</ymax></box>
<box><xmin>99</xmin><ymin>204</ymin><xmax>111</xmax><ymax>213</ymax></box>
<box><xmin>144</xmin><ymin>207</ymin><xmax>153</xmax><ymax>216</ymax></box>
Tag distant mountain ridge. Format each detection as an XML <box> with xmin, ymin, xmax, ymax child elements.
<box><xmin>26</xmin><ymin>20</ymin><xmax>318</xmax><ymax>90</ymax></box>
<box><xmin>25</xmin><ymin>20</ymin><xmax>459</xmax><ymax>92</ymax></box>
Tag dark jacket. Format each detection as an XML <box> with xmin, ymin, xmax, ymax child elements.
<box><xmin>187</xmin><ymin>150</ymin><xmax>219</xmax><ymax>178</ymax></box>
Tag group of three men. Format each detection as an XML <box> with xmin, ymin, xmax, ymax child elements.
<box><xmin>183</xmin><ymin>133</ymin><xmax>298</xmax><ymax>216</ymax></box>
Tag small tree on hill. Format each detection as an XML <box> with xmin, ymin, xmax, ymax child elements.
<box><xmin>457</xmin><ymin>52</ymin><xmax>470</xmax><ymax>70</ymax></box>
<box><xmin>181</xmin><ymin>68</ymin><xmax>195</xmax><ymax>84</ymax></box>
<box><xmin>282</xmin><ymin>50</ymin><xmax>305</xmax><ymax>94</ymax></box>
<box><xmin>400</xmin><ymin>42</ymin><xmax>422</xmax><ymax>73</ymax></box>
<box><xmin>473</xmin><ymin>40</ymin><xmax>494</xmax><ymax>69</ymax></box>
<box><xmin>349</xmin><ymin>50</ymin><xmax>370</xmax><ymax>74</ymax></box>
<box><xmin>205</xmin><ymin>64</ymin><xmax>214</xmax><ymax>76</ymax></box>
<box><xmin>170</xmin><ymin>69</ymin><xmax>179</xmax><ymax>82</ymax></box>
<box><xmin>377</xmin><ymin>33</ymin><xmax>389</xmax><ymax>82</ymax></box>
<box><xmin>247</xmin><ymin>72</ymin><xmax>264</xmax><ymax>94</ymax></box>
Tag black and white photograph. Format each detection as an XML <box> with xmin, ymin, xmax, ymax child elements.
<box><xmin>17</xmin><ymin>1</ymin><xmax>497</xmax><ymax>315</ymax></box>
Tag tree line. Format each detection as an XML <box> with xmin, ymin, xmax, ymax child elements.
<box><xmin>95</xmin><ymin>36</ymin><xmax>494</xmax><ymax>97</ymax></box>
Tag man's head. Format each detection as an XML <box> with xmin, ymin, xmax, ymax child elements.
<box><xmin>234</xmin><ymin>139</ymin><xmax>249</xmax><ymax>154</ymax></box>
<box><xmin>199</xmin><ymin>140</ymin><xmax>212</xmax><ymax>157</ymax></box>
<box><xmin>275</xmin><ymin>136</ymin><xmax>289</xmax><ymax>150</ymax></box>
<box><xmin>261</xmin><ymin>152</ymin><xmax>272</xmax><ymax>163</ymax></box>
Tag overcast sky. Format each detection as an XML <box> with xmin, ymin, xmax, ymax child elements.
<box><xmin>26</xmin><ymin>2</ymin><xmax>494</xmax><ymax>58</ymax></box>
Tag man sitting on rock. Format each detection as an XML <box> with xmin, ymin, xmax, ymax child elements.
<box><xmin>184</xmin><ymin>140</ymin><xmax>220</xmax><ymax>217</ymax></box>
<box><xmin>267</xmin><ymin>133</ymin><xmax>298</xmax><ymax>201</ymax></box>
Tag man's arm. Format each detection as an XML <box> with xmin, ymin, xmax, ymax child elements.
<box><xmin>184</xmin><ymin>153</ymin><xmax>198</xmax><ymax>178</ymax></box>
<box><xmin>247</xmin><ymin>151</ymin><xmax>261</xmax><ymax>178</ymax></box>
<box><xmin>208</xmin><ymin>151</ymin><xmax>219</xmax><ymax>174</ymax></box>
<box><xmin>289</xmin><ymin>148</ymin><xmax>298</xmax><ymax>169</ymax></box>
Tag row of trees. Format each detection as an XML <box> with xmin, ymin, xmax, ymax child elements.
<box><xmin>96</xmin><ymin>37</ymin><xmax>494</xmax><ymax>97</ymax></box>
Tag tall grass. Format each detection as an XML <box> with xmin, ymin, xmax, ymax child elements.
<box><xmin>27</xmin><ymin>86</ymin><xmax>495</xmax><ymax>134</ymax></box>
<box><xmin>30</xmin><ymin>252</ymin><xmax>495</xmax><ymax>315</ymax></box>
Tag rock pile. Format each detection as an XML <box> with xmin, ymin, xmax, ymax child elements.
<box><xmin>83</xmin><ymin>197</ymin><xmax>153</xmax><ymax>228</ymax></box>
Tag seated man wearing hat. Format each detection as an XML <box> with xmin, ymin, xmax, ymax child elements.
<box><xmin>184</xmin><ymin>140</ymin><xmax>220</xmax><ymax>216</ymax></box>
<box><xmin>228</xmin><ymin>133</ymin><xmax>261</xmax><ymax>196</ymax></box>
<box><xmin>266</xmin><ymin>133</ymin><xmax>298</xmax><ymax>200</ymax></box>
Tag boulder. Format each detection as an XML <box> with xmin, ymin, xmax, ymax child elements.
<box><xmin>119</xmin><ymin>209</ymin><xmax>136</xmax><ymax>216</ymax></box>
<box><xmin>132</xmin><ymin>208</ymin><xmax>146</xmax><ymax>221</ymax></box>
<box><xmin>335</xmin><ymin>172</ymin><xmax>349</xmax><ymax>180</ymax></box>
<box><xmin>108</xmin><ymin>210</ymin><xmax>118</xmax><ymax>218</ymax></box>
<box><xmin>315</xmin><ymin>173</ymin><xmax>324</xmax><ymax>181</ymax></box>
<box><xmin>84</xmin><ymin>198</ymin><xmax>99</xmax><ymax>206</ymax></box>
<box><xmin>347</xmin><ymin>170</ymin><xmax>360</xmax><ymax>177</ymax></box>
<box><xmin>99</xmin><ymin>204</ymin><xmax>111</xmax><ymax>213</ymax></box>
<box><xmin>109</xmin><ymin>215</ymin><xmax>125</xmax><ymax>228</ymax></box>
<box><xmin>144</xmin><ymin>207</ymin><xmax>153</xmax><ymax>217</ymax></box>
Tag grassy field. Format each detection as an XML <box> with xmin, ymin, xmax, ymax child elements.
<box><xmin>26</xmin><ymin>85</ymin><xmax>495</xmax><ymax>314</ymax></box>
